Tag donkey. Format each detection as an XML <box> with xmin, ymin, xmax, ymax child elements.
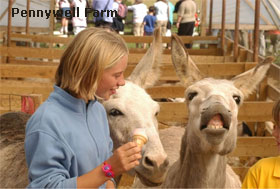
<box><xmin>0</xmin><ymin>112</ymin><xmax>29</xmax><ymax>188</ymax></box>
<box><xmin>103</xmin><ymin>28</ymin><xmax>169</xmax><ymax>186</ymax></box>
<box><xmin>0</xmin><ymin>28</ymin><xmax>168</xmax><ymax>187</ymax></box>
<box><xmin>162</xmin><ymin>34</ymin><xmax>273</xmax><ymax>188</ymax></box>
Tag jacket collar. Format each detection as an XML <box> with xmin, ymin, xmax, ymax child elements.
<box><xmin>50</xmin><ymin>85</ymin><xmax>97</xmax><ymax>114</ymax></box>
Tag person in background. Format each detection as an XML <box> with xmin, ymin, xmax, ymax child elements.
<box><xmin>112</xmin><ymin>0</ymin><xmax>119</xmax><ymax>12</ymax></box>
<box><xmin>112</xmin><ymin>0</ymin><xmax>127</xmax><ymax>34</ymax></box>
<box><xmin>71</xmin><ymin>0</ymin><xmax>88</xmax><ymax>35</ymax></box>
<box><xmin>154</xmin><ymin>0</ymin><xmax>169</xmax><ymax>36</ymax></box>
<box><xmin>128</xmin><ymin>0</ymin><xmax>148</xmax><ymax>47</ymax></box>
<box><xmin>24</xmin><ymin>28</ymin><xmax>142</xmax><ymax>188</ymax></box>
<box><xmin>165</xmin><ymin>20</ymin><xmax>172</xmax><ymax>49</ymax></box>
<box><xmin>167</xmin><ymin>0</ymin><xmax>174</xmax><ymax>29</ymax></box>
<box><xmin>192</xmin><ymin>10</ymin><xmax>200</xmax><ymax>36</ymax></box>
<box><xmin>268</xmin><ymin>30</ymin><xmax>280</xmax><ymax>56</ymax></box>
<box><xmin>166</xmin><ymin>0</ymin><xmax>174</xmax><ymax>49</ymax></box>
<box><xmin>93</xmin><ymin>0</ymin><xmax>114</xmax><ymax>29</ymax></box>
<box><xmin>142</xmin><ymin>6</ymin><xmax>156</xmax><ymax>48</ymax></box>
<box><xmin>174</xmin><ymin>0</ymin><xmax>183</xmax><ymax>13</ymax></box>
<box><xmin>242</xmin><ymin>99</ymin><xmax>280</xmax><ymax>188</ymax></box>
<box><xmin>239</xmin><ymin>30</ymin><xmax>250</xmax><ymax>49</ymax></box>
<box><xmin>59</xmin><ymin>0</ymin><xmax>71</xmax><ymax>34</ymax></box>
<box><xmin>259</xmin><ymin>30</ymin><xmax>266</xmax><ymax>56</ymax></box>
<box><xmin>176</xmin><ymin>0</ymin><xmax>196</xmax><ymax>48</ymax></box>
<box><xmin>143</xmin><ymin>6</ymin><xmax>156</xmax><ymax>36</ymax></box>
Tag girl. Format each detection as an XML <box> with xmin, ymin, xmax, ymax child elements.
<box><xmin>24</xmin><ymin>28</ymin><xmax>142</xmax><ymax>188</ymax></box>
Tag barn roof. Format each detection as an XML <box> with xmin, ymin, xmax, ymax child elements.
<box><xmin>206</xmin><ymin>0</ymin><xmax>279</xmax><ymax>30</ymax></box>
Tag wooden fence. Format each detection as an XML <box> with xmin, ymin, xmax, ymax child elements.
<box><xmin>0</xmin><ymin>93</ymin><xmax>42</xmax><ymax>114</ymax></box>
<box><xmin>1</xmin><ymin>33</ymin><xmax>279</xmax><ymax>185</ymax></box>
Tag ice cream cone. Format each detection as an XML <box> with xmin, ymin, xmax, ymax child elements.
<box><xmin>133</xmin><ymin>128</ymin><xmax>148</xmax><ymax>147</ymax></box>
<box><xmin>133</xmin><ymin>135</ymin><xmax>147</xmax><ymax>147</ymax></box>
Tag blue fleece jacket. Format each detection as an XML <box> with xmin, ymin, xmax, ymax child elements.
<box><xmin>24</xmin><ymin>85</ymin><xmax>113</xmax><ymax>188</ymax></box>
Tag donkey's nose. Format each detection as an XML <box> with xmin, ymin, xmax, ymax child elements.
<box><xmin>143</xmin><ymin>155</ymin><xmax>169</xmax><ymax>171</ymax></box>
<box><xmin>144</xmin><ymin>156</ymin><xmax>154</xmax><ymax>167</ymax></box>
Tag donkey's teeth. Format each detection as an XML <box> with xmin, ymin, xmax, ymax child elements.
<box><xmin>207</xmin><ymin>124</ymin><xmax>223</xmax><ymax>129</ymax></box>
<box><xmin>207</xmin><ymin>114</ymin><xmax>223</xmax><ymax>129</ymax></box>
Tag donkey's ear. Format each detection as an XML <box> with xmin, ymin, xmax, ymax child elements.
<box><xmin>127</xmin><ymin>27</ymin><xmax>162</xmax><ymax>89</ymax></box>
<box><xmin>171</xmin><ymin>34</ymin><xmax>203</xmax><ymax>86</ymax></box>
<box><xmin>231</xmin><ymin>57</ymin><xmax>274</xmax><ymax>99</ymax></box>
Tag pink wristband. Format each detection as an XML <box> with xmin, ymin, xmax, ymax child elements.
<box><xmin>102</xmin><ymin>161</ymin><xmax>115</xmax><ymax>178</ymax></box>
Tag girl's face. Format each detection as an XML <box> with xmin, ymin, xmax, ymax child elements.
<box><xmin>96</xmin><ymin>55</ymin><xmax>128</xmax><ymax>100</ymax></box>
<box><xmin>272</xmin><ymin>114</ymin><xmax>280</xmax><ymax>152</ymax></box>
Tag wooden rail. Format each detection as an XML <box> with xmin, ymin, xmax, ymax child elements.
<box><xmin>268</xmin><ymin>63</ymin><xmax>280</xmax><ymax>81</ymax></box>
<box><xmin>4</xmin><ymin>34</ymin><xmax>274</xmax><ymax>65</ymax></box>
<box><xmin>229</xmin><ymin>137</ymin><xmax>278</xmax><ymax>157</ymax></box>
<box><xmin>129</xmin><ymin>48</ymin><xmax>222</xmax><ymax>55</ymax></box>
<box><xmin>267</xmin><ymin>84</ymin><xmax>280</xmax><ymax>101</ymax></box>
<box><xmin>0</xmin><ymin>77</ymin><xmax>264</xmax><ymax>103</ymax></box>
<box><xmin>224</xmin><ymin>36</ymin><xmax>266</xmax><ymax>62</ymax></box>
<box><xmin>0</xmin><ymin>62</ymin><xmax>258</xmax><ymax>81</ymax></box>
<box><xmin>0</xmin><ymin>46</ymin><xmax>63</xmax><ymax>59</ymax></box>
<box><xmin>5</xmin><ymin>34</ymin><xmax>221</xmax><ymax>56</ymax></box>
<box><xmin>8</xmin><ymin>33</ymin><xmax>219</xmax><ymax>45</ymax></box>
<box><xmin>0</xmin><ymin>93</ymin><xmax>42</xmax><ymax>114</ymax></box>
<box><xmin>1</xmin><ymin>80</ymin><xmax>53</xmax><ymax>101</ymax></box>
<box><xmin>158</xmin><ymin>101</ymin><xmax>274</xmax><ymax>123</ymax></box>
<box><xmin>0</xmin><ymin>46</ymin><xmax>225</xmax><ymax>64</ymax></box>
<box><xmin>267</xmin><ymin>63</ymin><xmax>280</xmax><ymax>101</ymax></box>
<box><xmin>0</xmin><ymin>90</ymin><xmax>274</xmax><ymax>123</ymax></box>
<box><xmin>0</xmin><ymin>63</ymin><xmax>274</xmax><ymax>122</ymax></box>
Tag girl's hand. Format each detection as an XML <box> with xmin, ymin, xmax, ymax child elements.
<box><xmin>106</xmin><ymin>142</ymin><xmax>142</xmax><ymax>176</ymax></box>
<box><xmin>176</xmin><ymin>22</ymin><xmax>180</xmax><ymax>29</ymax></box>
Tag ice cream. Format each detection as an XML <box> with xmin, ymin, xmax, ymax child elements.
<box><xmin>133</xmin><ymin>128</ymin><xmax>148</xmax><ymax>147</ymax></box>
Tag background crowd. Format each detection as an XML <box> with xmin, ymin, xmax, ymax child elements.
<box><xmin>56</xmin><ymin>0</ymin><xmax>279</xmax><ymax>54</ymax></box>
<box><xmin>56</xmin><ymin>0</ymin><xmax>199</xmax><ymax>47</ymax></box>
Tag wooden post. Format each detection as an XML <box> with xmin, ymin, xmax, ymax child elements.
<box><xmin>49</xmin><ymin>0</ymin><xmax>55</xmax><ymax>35</ymax></box>
<box><xmin>7</xmin><ymin>0</ymin><xmax>13</xmax><ymax>63</ymax></box>
<box><xmin>49</xmin><ymin>0</ymin><xmax>55</xmax><ymax>49</ymax></box>
<box><xmin>234</xmin><ymin>0</ymin><xmax>240</xmax><ymax>62</ymax></box>
<box><xmin>26</xmin><ymin>0</ymin><xmax>30</xmax><ymax>34</ymax></box>
<box><xmin>29</xmin><ymin>94</ymin><xmax>42</xmax><ymax>111</ymax></box>
<box><xmin>253</xmin><ymin>0</ymin><xmax>260</xmax><ymax>62</ymax></box>
<box><xmin>221</xmin><ymin>0</ymin><xmax>226</xmax><ymax>56</ymax></box>
<box><xmin>208</xmin><ymin>0</ymin><xmax>213</xmax><ymax>35</ymax></box>
<box><xmin>7</xmin><ymin>0</ymin><xmax>13</xmax><ymax>47</ymax></box>
<box><xmin>200</xmin><ymin>0</ymin><xmax>207</xmax><ymax>36</ymax></box>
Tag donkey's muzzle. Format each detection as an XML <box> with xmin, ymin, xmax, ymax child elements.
<box><xmin>200</xmin><ymin>103</ymin><xmax>232</xmax><ymax>130</ymax></box>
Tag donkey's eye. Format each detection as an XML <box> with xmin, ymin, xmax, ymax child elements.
<box><xmin>155</xmin><ymin>112</ymin><xmax>159</xmax><ymax>116</ymax></box>
<box><xmin>233</xmin><ymin>95</ymin><xmax>241</xmax><ymax>105</ymax></box>
<box><xmin>109</xmin><ymin>108</ymin><xmax>123</xmax><ymax>116</ymax></box>
<box><xmin>188</xmin><ymin>92</ymin><xmax>198</xmax><ymax>101</ymax></box>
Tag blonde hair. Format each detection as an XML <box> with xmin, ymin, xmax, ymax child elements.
<box><xmin>272</xmin><ymin>99</ymin><xmax>280</xmax><ymax>126</ymax></box>
<box><xmin>55</xmin><ymin>27</ymin><xmax>128</xmax><ymax>101</ymax></box>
